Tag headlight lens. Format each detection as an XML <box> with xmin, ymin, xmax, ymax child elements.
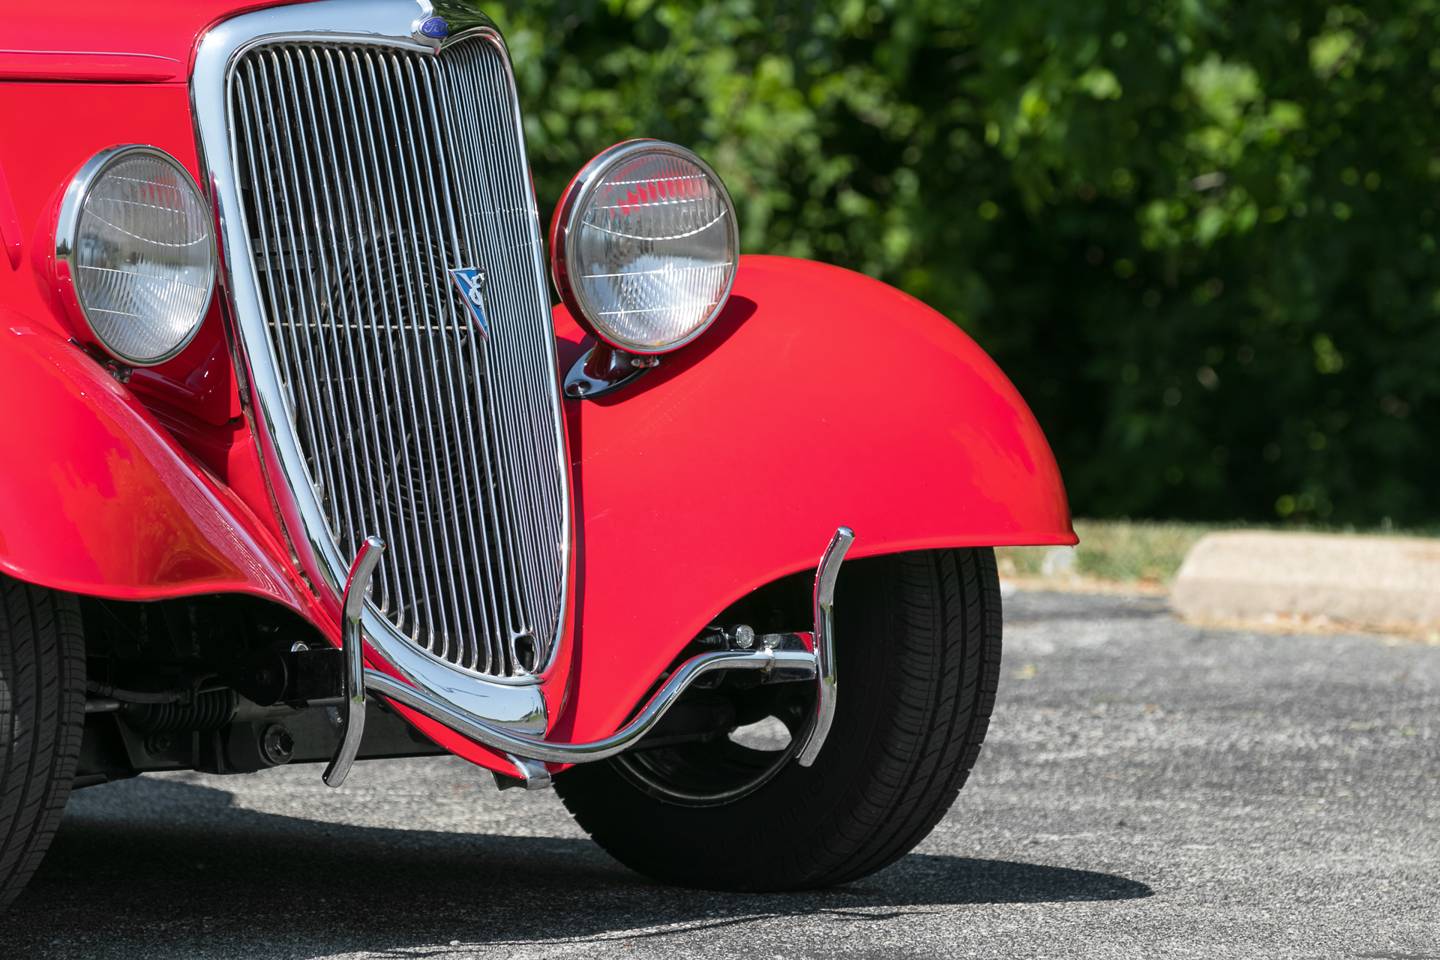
<box><xmin>551</xmin><ymin>140</ymin><xmax>738</xmax><ymax>355</ymax></box>
<box><xmin>58</xmin><ymin>146</ymin><xmax>215</xmax><ymax>366</ymax></box>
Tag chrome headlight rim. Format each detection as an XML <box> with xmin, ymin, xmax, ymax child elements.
<box><xmin>550</xmin><ymin>138</ymin><xmax>739</xmax><ymax>356</ymax></box>
<box><xmin>55</xmin><ymin>143</ymin><xmax>217</xmax><ymax>368</ymax></box>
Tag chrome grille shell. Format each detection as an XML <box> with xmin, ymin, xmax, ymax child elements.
<box><xmin>192</xmin><ymin>2</ymin><xmax>569</xmax><ymax>725</ymax></box>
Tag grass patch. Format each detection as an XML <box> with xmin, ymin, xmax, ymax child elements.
<box><xmin>997</xmin><ymin>519</ymin><xmax>1219</xmax><ymax>587</ymax></box>
<box><xmin>998</xmin><ymin>518</ymin><xmax>1440</xmax><ymax>589</ymax></box>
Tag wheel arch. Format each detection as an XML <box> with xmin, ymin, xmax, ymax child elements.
<box><xmin>547</xmin><ymin>254</ymin><xmax>1072</xmax><ymax>747</ymax></box>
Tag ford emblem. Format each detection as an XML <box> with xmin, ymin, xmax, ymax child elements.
<box><xmin>416</xmin><ymin>16</ymin><xmax>449</xmax><ymax>40</ymax></box>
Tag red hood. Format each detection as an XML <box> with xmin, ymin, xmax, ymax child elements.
<box><xmin>0</xmin><ymin>1</ymin><xmax>305</xmax><ymax>82</ymax></box>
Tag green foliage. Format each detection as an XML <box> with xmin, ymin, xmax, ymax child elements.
<box><xmin>477</xmin><ymin>0</ymin><xmax>1440</xmax><ymax>525</ymax></box>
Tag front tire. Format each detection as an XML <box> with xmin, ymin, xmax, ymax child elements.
<box><xmin>0</xmin><ymin>578</ymin><xmax>85</xmax><ymax>910</ymax></box>
<box><xmin>556</xmin><ymin>547</ymin><xmax>1002</xmax><ymax>890</ymax></box>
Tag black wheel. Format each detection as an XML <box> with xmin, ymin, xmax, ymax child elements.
<box><xmin>0</xmin><ymin>577</ymin><xmax>86</xmax><ymax>910</ymax></box>
<box><xmin>556</xmin><ymin>547</ymin><xmax>1002</xmax><ymax>890</ymax></box>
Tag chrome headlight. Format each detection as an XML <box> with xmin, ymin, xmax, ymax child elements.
<box><xmin>550</xmin><ymin>140</ymin><xmax>739</xmax><ymax>355</ymax></box>
<box><xmin>56</xmin><ymin>145</ymin><xmax>216</xmax><ymax>366</ymax></box>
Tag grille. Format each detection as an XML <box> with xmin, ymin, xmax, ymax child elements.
<box><xmin>227</xmin><ymin>35</ymin><xmax>567</xmax><ymax>679</ymax></box>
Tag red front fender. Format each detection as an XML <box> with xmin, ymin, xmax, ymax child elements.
<box><xmin>547</xmin><ymin>254</ymin><xmax>1073</xmax><ymax>746</ymax></box>
<box><xmin>0</xmin><ymin>316</ymin><xmax>314</xmax><ymax>617</ymax></box>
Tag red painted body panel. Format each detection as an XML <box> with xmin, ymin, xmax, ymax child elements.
<box><xmin>0</xmin><ymin>318</ymin><xmax>315</xmax><ymax>616</ymax></box>
<box><xmin>543</xmin><ymin>255</ymin><xmax>1073</xmax><ymax>747</ymax></box>
<box><xmin>0</xmin><ymin>51</ymin><xmax>184</xmax><ymax>84</ymax></box>
<box><xmin>0</xmin><ymin>160</ymin><xmax>21</xmax><ymax>270</ymax></box>
<box><xmin>0</xmin><ymin>1</ymin><xmax>301</xmax><ymax>82</ymax></box>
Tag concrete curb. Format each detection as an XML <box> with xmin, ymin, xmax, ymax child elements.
<box><xmin>1171</xmin><ymin>531</ymin><xmax>1440</xmax><ymax>628</ymax></box>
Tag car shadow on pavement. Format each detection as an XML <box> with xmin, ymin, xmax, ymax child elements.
<box><xmin>0</xmin><ymin>777</ymin><xmax>1150</xmax><ymax>959</ymax></box>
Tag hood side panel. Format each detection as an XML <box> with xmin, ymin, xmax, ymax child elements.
<box><xmin>1</xmin><ymin>1</ymin><xmax>308</xmax><ymax>81</ymax></box>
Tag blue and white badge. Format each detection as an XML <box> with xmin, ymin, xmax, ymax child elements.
<box><xmin>449</xmin><ymin>267</ymin><xmax>491</xmax><ymax>339</ymax></box>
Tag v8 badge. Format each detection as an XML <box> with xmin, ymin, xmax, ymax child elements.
<box><xmin>449</xmin><ymin>267</ymin><xmax>491</xmax><ymax>339</ymax></box>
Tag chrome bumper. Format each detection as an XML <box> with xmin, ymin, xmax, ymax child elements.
<box><xmin>324</xmin><ymin>526</ymin><xmax>855</xmax><ymax>788</ymax></box>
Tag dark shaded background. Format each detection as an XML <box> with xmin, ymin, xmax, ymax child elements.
<box><xmin>479</xmin><ymin>0</ymin><xmax>1439</xmax><ymax>526</ymax></box>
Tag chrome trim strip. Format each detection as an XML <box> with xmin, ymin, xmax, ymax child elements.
<box><xmin>365</xmin><ymin>646</ymin><xmax>819</xmax><ymax>765</ymax></box>
<box><xmin>323</xmin><ymin>534</ymin><xmax>384</xmax><ymax>787</ymax></box>
<box><xmin>796</xmin><ymin>526</ymin><xmax>855</xmax><ymax>766</ymax></box>
<box><xmin>333</xmin><ymin>525</ymin><xmax>852</xmax><ymax>780</ymax></box>
<box><xmin>192</xmin><ymin>0</ymin><xmax>569</xmax><ymax>734</ymax></box>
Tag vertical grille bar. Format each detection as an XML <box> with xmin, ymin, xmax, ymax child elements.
<box><xmin>228</xmin><ymin>34</ymin><xmax>567</xmax><ymax>679</ymax></box>
<box><xmin>442</xmin><ymin>40</ymin><xmax>566</xmax><ymax>648</ymax></box>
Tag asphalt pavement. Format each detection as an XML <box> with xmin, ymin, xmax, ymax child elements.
<box><xmin>2</xmin><ymin>591</ymin><xmax>1437</xmax><ymax>959</ymax></box>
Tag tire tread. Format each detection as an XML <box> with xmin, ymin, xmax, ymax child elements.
<box><xmin>0</xmin><ymin>578</ymin><xmax>85</xmax><ymax>909</ymax></box>
<box><xmin>557</xmin><ymin>547</ymin><xmax>1002</xmax><ymax>891</ymax></box>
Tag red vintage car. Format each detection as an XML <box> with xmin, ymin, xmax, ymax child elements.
<box><xmin>0</xmin><ymin>0</ymin><xmax>1074</xmax><ymax>904</ymax></box>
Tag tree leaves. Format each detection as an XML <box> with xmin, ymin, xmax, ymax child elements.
<box><xmin>481</xmin><ymin>0</ymin><xmax>1440</xmax><ymax>525</ymax></box>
